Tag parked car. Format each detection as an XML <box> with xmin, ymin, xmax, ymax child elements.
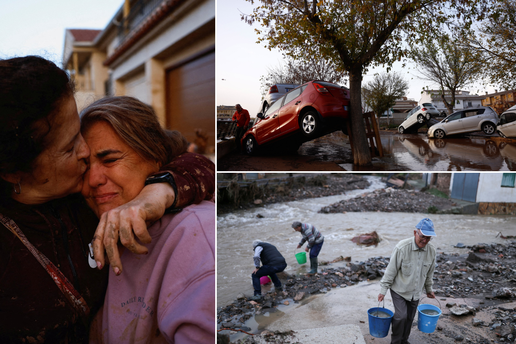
<box><xmin>398</xmin><ymin>103</ymin><xmax>440</xmax><ymax>134</ymax></box>
<box><xmin>242</xmin><ymin>81</ymin><xmax>350</xmax><ymax>155</ymax></box>
<box><xmin>260</xmin><ymin>83</ymin><xmax>300</xmax><ymax>113</ymax></box>
<box><xmin>497</xmin><ymin>107</ymin><xmax>516</xmax><ymax>138</ymax></box>
<box><xmin>427</xmin><ymin>106</ymin><xmax>499</xmax><ymax>139</ymax></box>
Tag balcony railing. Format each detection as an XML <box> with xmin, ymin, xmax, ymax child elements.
<box><xmin>117</xmin><ymin>0</ymin><xmax>164</xmax><ymax>45</ymax></box>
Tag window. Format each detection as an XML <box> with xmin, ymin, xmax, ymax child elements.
<box><xmin>283</xmin><ymin>87</ymin><xmax>302</xmax><ymax>105</ymax></box>
<box><xmin>501</xmin><ymin>173</ymin><xmax>516</xmax><ymax>187</ymax></box>
<box><xmin>265</xmin><ymin>97</ymin><xmax>283</xmax><ymax>116</ymax></box>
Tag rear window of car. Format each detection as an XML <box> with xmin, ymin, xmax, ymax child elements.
<box><xmin>422</xmin><ymin>103</ymin><xmax>434</xmax><ymax>107</ymax></box>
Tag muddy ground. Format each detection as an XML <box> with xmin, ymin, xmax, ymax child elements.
<box><xmin>218</xmin><ymin>242</ymin><xmax>516</xmax><ymax>343</ymax></box>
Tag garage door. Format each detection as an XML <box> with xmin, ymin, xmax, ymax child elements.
<box><xmin>451</xmin><ymin>173</ymin><xmax>479</xmax><ymax>202</ymax></box>
<box><xmin>165</xmin><ymin>50</ymin><xmax>215</xmax><ymax>154</ymax></box>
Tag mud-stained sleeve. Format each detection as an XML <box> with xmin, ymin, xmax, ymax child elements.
<box><xmin>151</xmin><ymin>152</ymin><xmax>215</xmax><ymax>209</ymax></box>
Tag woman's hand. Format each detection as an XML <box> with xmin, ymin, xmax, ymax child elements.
<box><xmin>91</xmin><ymin>183</ymin><xmax>175</xmax><ymax>274</ymax></box>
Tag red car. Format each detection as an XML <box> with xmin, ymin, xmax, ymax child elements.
<box><xmin>241</xmin><ymin>81</ymin><xmax>350</xmax><ymax>155</ymax></box>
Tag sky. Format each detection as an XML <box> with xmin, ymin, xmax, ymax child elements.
<box><xmin>216</xmin><ymin>0</ymin><xmax>494</xmax><ymax>117</ymax></box>
<box><xmin>0</xmin><ymin>0</ymin><xmax>123</xmax><ymax>65</ymax></box>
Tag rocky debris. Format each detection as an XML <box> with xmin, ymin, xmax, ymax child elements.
<box><xmin>218</xmin><ymin>174</ymin><xmax>371</xmax><ymax>214</ymax></box>
<box><xmin>219</xmin><ymin>242</ymin><xmax>516</xmax><ymax>343</ymax></box>
<box><xmin>319</xmin><ymin>187</ymin><xmax>456</xmax><ymax>214</ymax></box>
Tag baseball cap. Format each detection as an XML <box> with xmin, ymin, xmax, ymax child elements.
<box><xmin>416</xmin><ymin>218</ymin><xmax>436</xmax><ymax>237</ymax></box>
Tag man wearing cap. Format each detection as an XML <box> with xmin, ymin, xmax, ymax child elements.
<box><xmin>250</xmin><ymin>240</ymin><xmax>287</xmax><ymax>301</ymax></box>
<box><xmin>378</xmin><ymin>218</ymin><xmax>437</xmax><ymax>344</ymax></box>
<box><xmin>292</xmin><ymin>221</ymin><xmax>324</xmax><ymax>275</ymax></box>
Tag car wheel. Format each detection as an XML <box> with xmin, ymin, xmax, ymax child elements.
<box><xmin>417</xmin><ymin>114</ymin><xmax>425</xmax><ymax>124</ymax></box>
<box><xmin>244</xmin><ymin>135</ymin><xmax>259</xmax><ymax>155</ymax></box>
<box><xmin>498</xmin><ymin>130</ymin><xmax>506</xmax><ymax>138</ymax></box>
<box><xmin>482</xmin><ymin>122</ymin><xmax>496</xmax><ymax>135</ymax></box>
<box><xmin>483</xmin><ymin>140</ymin><xmax>499</xmax><ymax>157</ymax></box>
<box><xmin>299</xmin><ymin>111</ymin><xmax>319</xmax><ymax>138</ymax></box>
<box><xmin>435</xmin><ymin>139</ymin><xmax>446</xmax><ymax>149</ymax></box>
<box><xmin>398</xmin><ymin>126</ymin><xmax>405</xmax><ymax>134</ymax></box>
<box><xmin>434</xmin><ymin>129</ymin><xmax>445</xmax><ymax>139</ymax></box>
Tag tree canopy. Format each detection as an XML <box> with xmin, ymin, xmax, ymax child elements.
<box><xmin>363</xmin><ymin>72</ymin><xmax>409</xmax><ymax>117</ymax></box>
<box><xmin>411</xmin><ymin>31</ymin><xmax>483</xmax><ymax>115</ymax></box>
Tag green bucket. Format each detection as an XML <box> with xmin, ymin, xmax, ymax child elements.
<box><xmin>295</xmin><ymin>251</ymin><xmax>307</xmax><ymax>264</ymax></box>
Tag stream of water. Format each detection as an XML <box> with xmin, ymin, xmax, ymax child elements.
<box><xmin>217</xmin><ymin>176</ymin><xmax>516</xmax><ymax>308</ymax></box>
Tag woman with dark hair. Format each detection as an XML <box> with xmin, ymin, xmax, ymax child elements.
<box><xmin>81</xmin><ymin>96</ymin><xmax>214</xmax><ymax>343</ymax></box>
<box><xmin>0</xmin><ymin>56</ymin><xmax>214</xmax><ymax>343</ymax></box>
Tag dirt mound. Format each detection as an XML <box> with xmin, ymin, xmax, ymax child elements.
<box><xmin>319</xmin><ymin>187</ymin><xmax>457</xmax><ymax>214</ymax></box>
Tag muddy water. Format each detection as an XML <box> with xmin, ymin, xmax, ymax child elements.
<box><xmin>217</xmin><ymin>176</ymin><xmax>516</xmax><ymax>307</ymax></box>
<box><xmin>381</xmin><ymin>134</ymin><xmax>516</xmax><ymax>171</ymax></box>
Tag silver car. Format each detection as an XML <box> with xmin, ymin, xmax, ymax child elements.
<box><xmin>398</xmin><ymin>103</ymin><xmax>440</xmax><ymax>134</ymax></box>
<box><xmin>427</xmin><ymin>106</ymin><xmax>499</xmax><ymax>139</ymax></box>
<box><xmin>260</xmin><ymin>83</ymin><xmax>299</xmax><ymax>113</ymax></box>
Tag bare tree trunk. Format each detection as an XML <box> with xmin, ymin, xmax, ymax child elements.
<box><xmin>430</xmin><ymin>173</ymin><xmax>438</xmax><ymax>188</ymax></box>
<box><xmin>349</xmin><ymin>70</ymin><xmax>372</xmax><ymax>166</ymax></box>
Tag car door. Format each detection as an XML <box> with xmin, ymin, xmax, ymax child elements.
<box><xmin>462</xmin><ymin>109</ymin><xmax>482</xmax><ymax>131</ymax></box>
<box><xmin>277</xmin><ymin>86</ymin><xmax>304</xmax><ymax>134</ymax></box>
<box><xmin>443</xmin><ymin>111</ymin><xmax>465</xmax><ymax>134</ymax></box>
<box><xmin>255</xmin><ymin>96</ymin><xmax>284</xmax><ymax>143</ymax></box>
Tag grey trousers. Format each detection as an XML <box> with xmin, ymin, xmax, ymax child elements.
<box><xmin>390</xmin><ymin>290</ymin><xmax>419</xmax><ymax>344</ymax></box>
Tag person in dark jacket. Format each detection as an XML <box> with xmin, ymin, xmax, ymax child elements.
<box><xmin>250</xmin><ymin>240</ymin><xmax>287</xmax><ymax>300</ymax></box>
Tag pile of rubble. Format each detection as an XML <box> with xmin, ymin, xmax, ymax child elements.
<box><xmin>319</xmin><ymin>187</ymin><xmax>457</xmax><ymax>214</ymax></box>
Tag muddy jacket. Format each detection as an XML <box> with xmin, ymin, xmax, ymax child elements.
<box><xmin>298</xmin><ymin>223</ymin><xmax>324</xmax><ymax>249</ymax></box>
<box><xmin>254</xmin><ymin>242</ymin><xmax>286</xmax><ymax>267</ymax></box>
<box><xmin>379</xmin><ymin>237</ymin><xmax>436</xmax><ymax>301</ymax></box>
<box><xmin>0</xmin><ymin>153</ymin><xmax>215</xmax><ymax>343</ymax></box>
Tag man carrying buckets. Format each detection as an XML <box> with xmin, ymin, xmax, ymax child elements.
<box><xmin>292</xmin><ymin>221</ymin><xmax>324</xmax><ymax>275</ymax></box>
<box><xmin>250</xmin><ymin>240</ymin><xmax>287</xmax><ymax>301</ymax></box>
<box><xmin>378</xmin><ymin>218</ymin><xmax>437</xmax><ymax>344</ymax></box>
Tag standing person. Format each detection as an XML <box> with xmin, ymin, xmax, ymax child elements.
<box><xmin>0</xmin><ymin>56</ymin><xmax>214</xmax><ymax>343</ymax></box>
<box><xmin>292</xmin><ymin>221</ymin><xmax>324</xmax><ymax>275</ymax></box>
<box><xmin>231</xmin><ymin>104</ymin><xmax>250</xmax><ymax>150</ymax></box>
<box><xmin>81</xmin><ymin>96</ymin><xmax>215</xmax><ymax>343</ymax></box>
<box><xmin>378</xmin><ymin>218</ymin><xmax>437</xmax><ymax>344</ymax></box>
<box><xmin>251</xmin><ymin>240</ymin><xmax>287</xmax><ymax>301</ymax></box>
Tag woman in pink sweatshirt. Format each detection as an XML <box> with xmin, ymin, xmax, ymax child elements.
<box><xmin>81</xmin><ymin>96</ymin><xmax>215</xmax><ymax>344</ymax></box>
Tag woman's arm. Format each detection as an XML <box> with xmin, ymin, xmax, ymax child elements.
<box><xmin>91</xmin><ymin>153</ymin><xmax>214</xmax><ymax>274</ymax></box>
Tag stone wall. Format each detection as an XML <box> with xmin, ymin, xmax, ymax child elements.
<box><xmin>478</xmin><ymin>203</ymin><xmax>516</xmax><ymax>215</ymax></box>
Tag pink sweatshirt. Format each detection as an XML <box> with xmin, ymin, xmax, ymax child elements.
<box><xmin>89</xmin><ymin>201</ymin><xmax>215</xmax><ymax>343</ymax></box>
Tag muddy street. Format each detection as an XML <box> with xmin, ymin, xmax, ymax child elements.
<box><xmin>216</xmin><ymin>131</ymin><xmax>516</xmax><ymax>171</ymax></box>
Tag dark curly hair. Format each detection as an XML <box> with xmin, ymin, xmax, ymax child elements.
<box><xmin>0</xmin><ymin>56</ymin><xmax>75</xmax><ymax>197</ymax></box>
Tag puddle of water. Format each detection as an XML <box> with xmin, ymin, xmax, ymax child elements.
<box><xmin>386</xmin><ymin>134</ymin><xmax>516</xmax><ymax>171</ymax></box>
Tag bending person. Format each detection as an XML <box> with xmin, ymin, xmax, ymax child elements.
<box><xmin>82</xmin><ymin>96</ymin><xmax>215</xmax><ymax>343</ymax></box>
<box><xmin>292</xmin><ymin>221</ymin><xmax>324</xmax><ymax>274</ymax></box>
<box><xmin>251</xmin><ymin>240</ymin><xmax>287</xmax><ymax>301</ymax></box>
<box><xmin>0</xmin><ymin>56</ymin><xmax>214</xmax><ymax>343</ymax></box>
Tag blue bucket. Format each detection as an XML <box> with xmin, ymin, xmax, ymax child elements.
<box><xmin>417</xmin><ymin>304</ymin><xmax>441</xmax><ymax>333</ymax></box>
<box><xmin>367</xmin><ymin>307</ymin><xmax>394</xmax><ymax>338</ymax></box>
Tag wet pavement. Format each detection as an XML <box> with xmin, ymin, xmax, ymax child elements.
<box><xmin>216</xmin><ymin>131</ymin><xmax>516</xmax><ymax>171</ymax></box>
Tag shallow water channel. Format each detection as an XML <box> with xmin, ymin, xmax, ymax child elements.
<box><xmin>217</xmin><ymin>176</ymin><xmax>516</xmax><ymax>308</ymax></box>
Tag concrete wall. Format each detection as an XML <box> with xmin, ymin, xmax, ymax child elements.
<box><xmin>477</xmin><ymin>173</ymin><xmax>516</xmax><ymax>203</ymax></box>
